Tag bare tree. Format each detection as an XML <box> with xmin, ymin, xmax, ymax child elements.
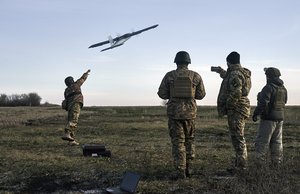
<box><xmin>0</xmin><ymin>93</ymin><xmax>42</xmax><ymax>106</ymax></box>
<box><xmin>28</xmin><ymin>93</ymin><xmax>42</xmax><ymax>106</ymax></box>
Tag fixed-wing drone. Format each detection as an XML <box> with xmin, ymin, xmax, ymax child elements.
<box><xmin>88</xmin><ymin>24</ymin><xmax>159</xmax><ymax>52</ymax></box>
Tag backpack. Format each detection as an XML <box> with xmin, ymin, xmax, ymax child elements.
<box><xmin>262</xmin><ymin>83</ymin><xmax>286</xmax><ymax>120</ymax></box>
<box><xmin>61</xmin><ymin>99</ymin><xmax>68</xmax><ymax>111</ymax></box>
<box><xmin>241</xmin><ymin>68</ymin><xmax>251</xmax><ymax>96</ymax></box>
<box><xmin>270</xmin><ymin>84</ymin><xmax>286</xmax><ymax>111</ymax></box>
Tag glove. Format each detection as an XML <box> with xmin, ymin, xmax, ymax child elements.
<box><xmin>211</xmin><ymin>66</ymin><xmax>222</xmax><ymax>73</ymax></box>
<box><xmin>252</xmin><ymin>114</ymin><xmax>258</xmax><ymax>122</ymax></box>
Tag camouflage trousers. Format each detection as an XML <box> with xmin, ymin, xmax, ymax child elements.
<box><xmin>255</xmin><ymin>120</ymin><xmax>283</xmax><ymax>165</ymax></box>
<box><xmin>65</xmin><ymin>102</ymin><xmax>81</xmax><ymax>137</ymax></box>
<box><xmin>227</xmin><ymin>110</ymin><xmax>248</xmax><ymax>168</ymax></box>
<box><xmin>168</xmin><ymin>118</ymin><xmax>195</xmax><ymax>171</ymax></box>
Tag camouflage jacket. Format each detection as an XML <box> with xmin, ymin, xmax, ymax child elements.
<box><xmin>64</xmin><ymin>72</ymin><xmax>89</xmax><ymax>110</ymax></box>
<box><xmin>217</xmin><ymin>64</ymin><xmax>251</xmax><ymax>118</ymax></box>
<box><xmin>157</xmin><ymin>66</ymin><xmax>206</xmax><ymax>119</ymax></box>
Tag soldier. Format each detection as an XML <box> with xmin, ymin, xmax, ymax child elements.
<box><xmin>158</xmin><ymin>51</ymin><xmax>206</xmax><ymax>179</ymax></box>
<box><xmin>61</xmin><ymin>69</ymin><xmax>91</xmax><ymax>146</ymax></box>
<box><xmin>252</xmin><ymin>67</ymin><xmax>287</xmax><ymax>167</ymax></box>
<box><xmin>211</xmin><ymin>51</ymin><xmax>251</xmax><ymax>171</ymax></box>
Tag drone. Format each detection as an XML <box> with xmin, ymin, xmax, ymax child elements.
<box><xmin>88</xmin><ymin>24</ymin><xmax>159</xmax><ymax>52</ymax></box>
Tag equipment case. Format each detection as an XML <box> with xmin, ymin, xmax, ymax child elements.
<box><xmin>82</xmin><ymin>144</ymin><xmax>111</xmax><ymax>157</ymax></box>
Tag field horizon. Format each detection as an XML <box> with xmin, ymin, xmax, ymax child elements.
<box><xmin>0</xmin><ymin>106</ymin><xmax>299</xmax><ymax>193</ymax></box>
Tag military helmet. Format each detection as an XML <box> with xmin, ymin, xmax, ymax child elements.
<box><xmin>174</xmin><ymin>51</ymin><xmax>191</xmax><ymax>64</ymax></box>
<box><xmin>264</xmin><ymin>67</ymin><xmax>281</xmax><ymax>78</ymax></box>
<box><xmin>65</xmin><ymin>76</ymin><xmax>74</xmax><ymax>86</ymax></box>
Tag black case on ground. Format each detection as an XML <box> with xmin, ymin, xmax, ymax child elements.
<box><xmin>82</xmin><ymin>144</ymin><xmax>111</xmax><ymax>157</ymax></box>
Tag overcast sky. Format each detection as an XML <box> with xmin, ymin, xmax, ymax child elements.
<box><xmin>1</xmin><ymin>0</ymin><xmax>299</xmax><ymax>106</ymax></box>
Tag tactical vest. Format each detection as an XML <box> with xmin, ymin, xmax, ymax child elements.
<box><xmin>271</xmin><ymin>85</ymin><xmax>285</xmax><ymax>111</ymax></box>
<box><xmin>263</xmin><ymin>84</ymin><xmax>286</xmax><ymax>121</ymax></box>
<box><xmin>170</xmin><ymin>70</ymin><xmax>194</xmax><ymax>98</ymax></box>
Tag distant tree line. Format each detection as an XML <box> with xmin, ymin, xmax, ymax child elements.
<box><xmin>0</xmin><ymin>93</ymin><xmax>42</xmax><ymax>106</ymax></box>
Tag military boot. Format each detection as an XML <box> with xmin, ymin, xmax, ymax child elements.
<box><xmin>68</xmin><ymin>140</ymin><xmax>79</xmax><ymax>146</ymax></box>
<box><xmin>236</xmin><ymin>157</ymin><xmax>247</xmax><ymax>171</ymax></box>
<box><xmin>176</xmin><ymin>169</ymin><xmax>186</xmax><ymax>179</ymax></box>
<box><xmin>186</xmin><ymin>160</ymin><xmax>194</xmax><ymax>178</ymax></box>
<box><xmin>170</xmin><ymin>169</ymin><xmax>186</xmax><ymax>180</ymax></box>
<box><xmin>62</xmin><ymin>131</ymin><xmax>75</xmax><ymax>141</ymax></box>
<box><xmin>227</xmin><ymin>158</ymin><xmax>246</xmax><ymax>174</ymax></box>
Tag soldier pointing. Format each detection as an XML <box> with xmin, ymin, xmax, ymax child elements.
<box><xmin>212</xmin><ymin>51</ymin><xmax>251</xmax><ymax>172</ymax></box>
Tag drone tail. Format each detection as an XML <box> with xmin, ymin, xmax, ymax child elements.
<box><xmin>108</xmin><ymin>35</ymin><xmax>113</xmax><ymax>46</ymax></box>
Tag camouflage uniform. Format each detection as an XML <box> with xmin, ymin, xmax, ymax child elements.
<box><xmin>63</xmin><ymin>70</ymin><xmax>90</xmax><ymax>142</ymax></box>
<box><xmin>158</xmin><ymin>52</ymin><xmax>206</xmax><ymax>178</ymax></box>
<box><xmin>252</xmin><ymin>68</ymin><xmax>287</xmax><ymax>166</ymax></box>
<box><xmin>216</xmin><ymin>52</ymin><xmax>251</xmax><ymax>169</ymax></box>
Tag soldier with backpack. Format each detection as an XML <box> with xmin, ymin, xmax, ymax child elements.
<box><xmin>158</xmin><ymin>51</ymin><xmax>206</xmax><ymax>179</ymax></box>
<box><xmin>252</xmin><ymin>67</ymin><xmax>287</xmax><ymax>167</ymax></box>
<box><xmin>212</xmin><ymin>51</ymin><xmax>251</xmax><ymax>172</ymax></box>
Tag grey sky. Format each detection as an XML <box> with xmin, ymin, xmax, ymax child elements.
<box><xmin>1</xmin><ymin>0</ymin><xmax>299</xmax><ymax>105</ymax></box>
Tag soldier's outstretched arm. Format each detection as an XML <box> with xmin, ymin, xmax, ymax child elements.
<box><xmin>211</xmin><ymin>66</ymin><xmax>226</xmax><ymax>78</ymax></box>
<box><xmin>219</xmin><ymin>69</ymin><xmax>227</xmax><ymax>78</ymax></box>
<box><xmin>76</xmin><ymin>69</ymin><xmax>91</xmax><ymax>86</ymax></box>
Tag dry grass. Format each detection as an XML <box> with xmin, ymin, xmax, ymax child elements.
<box><xmin>0</xmin><ymin>106</ymin><xmax>299</xmax><ymax>193</ymax></box>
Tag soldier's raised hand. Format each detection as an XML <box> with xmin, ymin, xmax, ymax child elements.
<box><xmin>211</xmin><ymin>66</ymin><xmax>223</xmax><ymax>73</ymax></box>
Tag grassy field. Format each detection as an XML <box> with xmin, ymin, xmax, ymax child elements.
<box><xmin>0</xmin><ymin>106</ymin><xmax>299</xmax><ymax>193</ymax></box>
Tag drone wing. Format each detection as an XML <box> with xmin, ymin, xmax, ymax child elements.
<box><xmin>88</xmin><ymin>24</ymin><xmax>158</xmax><ymax>50</ymax></box>
<box><xmin>88</xmin><ymin>40</ymin><xmax>110</xmax><ymax>48</ymax></box>
<box><xmin>100</xmin><ymin>43</ymin><xmax>124</xmax><ymax>52</ymax></box>
<box><xmin>130</xmin><ymin>24</ymin><xmax>159</xmax><ymax>36</ymax></box>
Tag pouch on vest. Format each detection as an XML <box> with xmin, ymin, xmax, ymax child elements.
<box><xmin>272</xmin><ymin>85</ymin><xmax>285</xmax><ymax>111</ymax></box>
<box><xmin>170</xmin><ymin>71</ymin><xmax>194</xmax><ymax>98</ymax></box>
<box><xmin>264</xmin><ymin>84</ymin><xmax>286</xmax><ymax>120</ymax></box>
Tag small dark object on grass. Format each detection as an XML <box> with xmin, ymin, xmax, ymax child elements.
<box><xmin>82</xmin><ymin>144</ymin><xmax>111</xmax><ymax>157</ymax></box>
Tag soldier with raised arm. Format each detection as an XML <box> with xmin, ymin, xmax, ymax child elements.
<box><xmin>158</xmin><ymin>51</ymin><xmax>206</xmax><ymax>179</ymax></box>
<box><xmin>62</xmin><ymin>69</ymin><xmax>91</xmax><ymax>146</ymax></box>
<box><xmin>212</xmin><ymin>51</ymin><xmax>251</xmax><ymax>172</ymax></box>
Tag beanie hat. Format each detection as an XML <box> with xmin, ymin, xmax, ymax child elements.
<box><xmin>226</xmin><ymin>51</ymin><xmax>240</xmax><ymax>64</ymax></box>
<box><xmin>264</xmin><ymin>67</ymin><xmax>281</xmax><ymax>78</ymax></box>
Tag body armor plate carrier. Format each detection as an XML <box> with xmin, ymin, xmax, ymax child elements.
<box><xmin>272</xmin><ymin>85</ymin><xmax>285</xmax><ymax>111</ymax></box>
<box><xmin>171</xmin><ymin>70</ymin><xmax>194</xmax><ymax>98</ymax></box>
